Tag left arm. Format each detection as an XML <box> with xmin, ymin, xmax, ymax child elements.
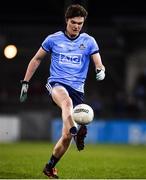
<box><xmin>91</xmin><ymin>53</ymin><xmax>105</xmax><ymax>80</ymax></box>
<box><xmin>91</xmin><ymin>52</ymin><xmax>105</xmax><ymax>71</ymax></box>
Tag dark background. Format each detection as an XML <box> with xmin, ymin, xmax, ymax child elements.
<box><xmin>1</xmin><ymin>0</ymin><xmax>146</xmax><ymax>24</ymax></box>
<box><xmin>1</xmin><ymin>0</ymin><xmax>146</xmax><ymax>119</ymax></box>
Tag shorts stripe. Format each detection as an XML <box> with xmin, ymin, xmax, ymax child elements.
<box><xmin>45</xmin><ymin>83</ymin><xmax>52</xmax><ymax>94</ymax></box>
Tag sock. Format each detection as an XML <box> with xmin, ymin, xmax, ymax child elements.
<box><xmin>46</xmin><ymin>155</ymin><xmax>60</xmax><ymax>170</ymax></box>
<box><xmin>70</xmin><ymin>126</ymin><xmax>77</xmax><ymax>136</ymax></box>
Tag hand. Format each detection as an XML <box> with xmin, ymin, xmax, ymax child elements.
<box><xmin>96</xmin><ymin>69</ymin><xmax>105</xmax><ymax>81</ymax></box>
<box><xmin>20</xmin><ymin>80</ymin><xmax>29</xmax><ymax>102</ymax></box>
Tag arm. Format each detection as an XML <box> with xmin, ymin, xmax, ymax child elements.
<box><xmin>91</xmin><ymin>52</ymin><xmax>105</xmax><ymax>71</ymax></box>
<box><xmin>91</xmin><ymin>53</ymin><xmax>105</xmax><ymax>80</ymax></box>
<box><xmin>23</xmin><ymin>47</ymin><xmax>48</xmax><ymax>82</ymax></box>
<box><xmin>20</xmin><ymin>47</ymin><xmax>48</xmax><ymax>102</ymax></box>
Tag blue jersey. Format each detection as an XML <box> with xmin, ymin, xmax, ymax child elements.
<box><xmin>42</xmin><ymin>31</ymin><xmax>99</xmax><ymax>93</ymax></box>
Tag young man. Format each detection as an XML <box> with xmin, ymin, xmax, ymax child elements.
<box><xmin>20</xmin><ymin>4</ymin><xmax>105</xmax><ymax>179</ymax></box>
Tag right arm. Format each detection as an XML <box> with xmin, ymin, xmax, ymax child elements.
<box><xmin>23</xmin><ymin>47</ymin><xmax>48</xmax><ymax>82</ymax></box>
<box><xmin>20</xmin><ymin>47</ymin><xmax>48</xmax><ymax>102</ymax></box>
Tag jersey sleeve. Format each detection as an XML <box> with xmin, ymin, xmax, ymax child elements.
<box><xmin>89</xmin><ymin>36</ymin><xmax>99</xmax><ymax>55</ymax></box>
<box><xmin>41</xmin><ymin>35</ymin><xmax>53</xmax><ymax>52</ymax></box>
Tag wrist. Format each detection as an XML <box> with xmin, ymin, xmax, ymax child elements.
<box><xmin>96</xmin><ymin>66</ymin><xmax>105</xmax><ymax>72</ymax></box>
<box><xmin>20</xmin><ymin>80</ymin><xmax>29</xmax><ymax>84</ymax></box>
<box><xmin>96</xmin><ymin>69</ymin><xmax>102</xmax><ymax>73</ymax></box>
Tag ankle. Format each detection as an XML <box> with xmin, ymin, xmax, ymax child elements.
<box><xmin>69</xmin><ymin>126</ymin><xmax>77</xmax><ymax>136</ymax></box>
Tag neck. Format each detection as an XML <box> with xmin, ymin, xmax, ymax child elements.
<box><xmin>65</xmin><ymin>30</ymin><xmax>79</xmax><ymax>39</ymax></box>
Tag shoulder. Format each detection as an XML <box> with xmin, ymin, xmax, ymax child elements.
<box><xmin>80</xmin><ymin>33</ymin><xmax>99</xmax><ymax>50</ymax></box>
<box><xmin>80</xmin><ymin>32</ymin><xmax>96</xmax><ymax>41</ymax></box>
<box><xmin>45</xmin><ymin>31</ymin><xmax>64</xmax><ymax>40</ymax></box>
<box><xmin>80</xmin><ymin>32</ymin><xmax>93</xmax><ymax>38</ymax></box>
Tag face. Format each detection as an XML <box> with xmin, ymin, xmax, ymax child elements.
<box><xmin>66</xmin><ymin>16</ymin><xmax>84</xmax><ymax>38</ymax></box>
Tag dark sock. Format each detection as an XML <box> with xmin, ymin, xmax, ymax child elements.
<box><xmin>70</xmin><ymin>126</ymin><xmax>77</xmax><ymax>136</ymax></box>
<box><xmin>47</xmin><ymin>155</ymin><xmax>60</xmax><ymax>170</ymax></box>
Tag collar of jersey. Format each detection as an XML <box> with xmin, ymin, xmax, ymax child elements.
<box><xmin>63</xmin><ymin>30</ymin><xmax>81</xmax><ymax>41</ymax></box>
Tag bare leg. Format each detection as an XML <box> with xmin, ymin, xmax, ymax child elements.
<box><xmin>43</xmin><ymin>85</ymin><xmax>81</xmax><ymax>178</ymax></box>
<box><xmin>52</xmin><ymin>127</ymin><xmax>72</xmax><ymax>158</ymax></box>
<box><xmin>51</xmin><ymin>85</ymin><xmax>76</xmax><ymax>158</ymax></box>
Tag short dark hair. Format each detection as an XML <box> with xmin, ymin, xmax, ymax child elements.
<box><xmin>65</xmin><ymin>4</ymin><xmax>88</xmax><ymax>20</ymax></box>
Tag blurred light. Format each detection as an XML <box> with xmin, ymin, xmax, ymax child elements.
<box><xmin>4</xmin><ymin>45</ymin><xmax>17</xmax><ymax>59</ymax></box>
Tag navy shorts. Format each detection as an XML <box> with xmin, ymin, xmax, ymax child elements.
<box><xmin>46</xmin><ymin>81</ymin><xmax>84</xmax><ymax>107</ymax></box>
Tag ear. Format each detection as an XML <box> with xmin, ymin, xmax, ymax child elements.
<box><xmin>65</xmin><ymin>18</ymin><xmax>68</xmax><ymax>24</ymax></box>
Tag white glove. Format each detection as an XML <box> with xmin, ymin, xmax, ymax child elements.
<box><xmin>96</xmin><ymin>69</ymin><xmax>105</xmax><ymax>81</ymax></box>
<box><xmin>20</xmin><ymin>81</ymin><xmax>29</xmax><ymax>102</ymax></box>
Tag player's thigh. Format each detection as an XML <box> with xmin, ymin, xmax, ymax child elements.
<box><xmin>51</xmin><ymin>85</ymin><xmax>72</xmax><ymax>108</ymax></box>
